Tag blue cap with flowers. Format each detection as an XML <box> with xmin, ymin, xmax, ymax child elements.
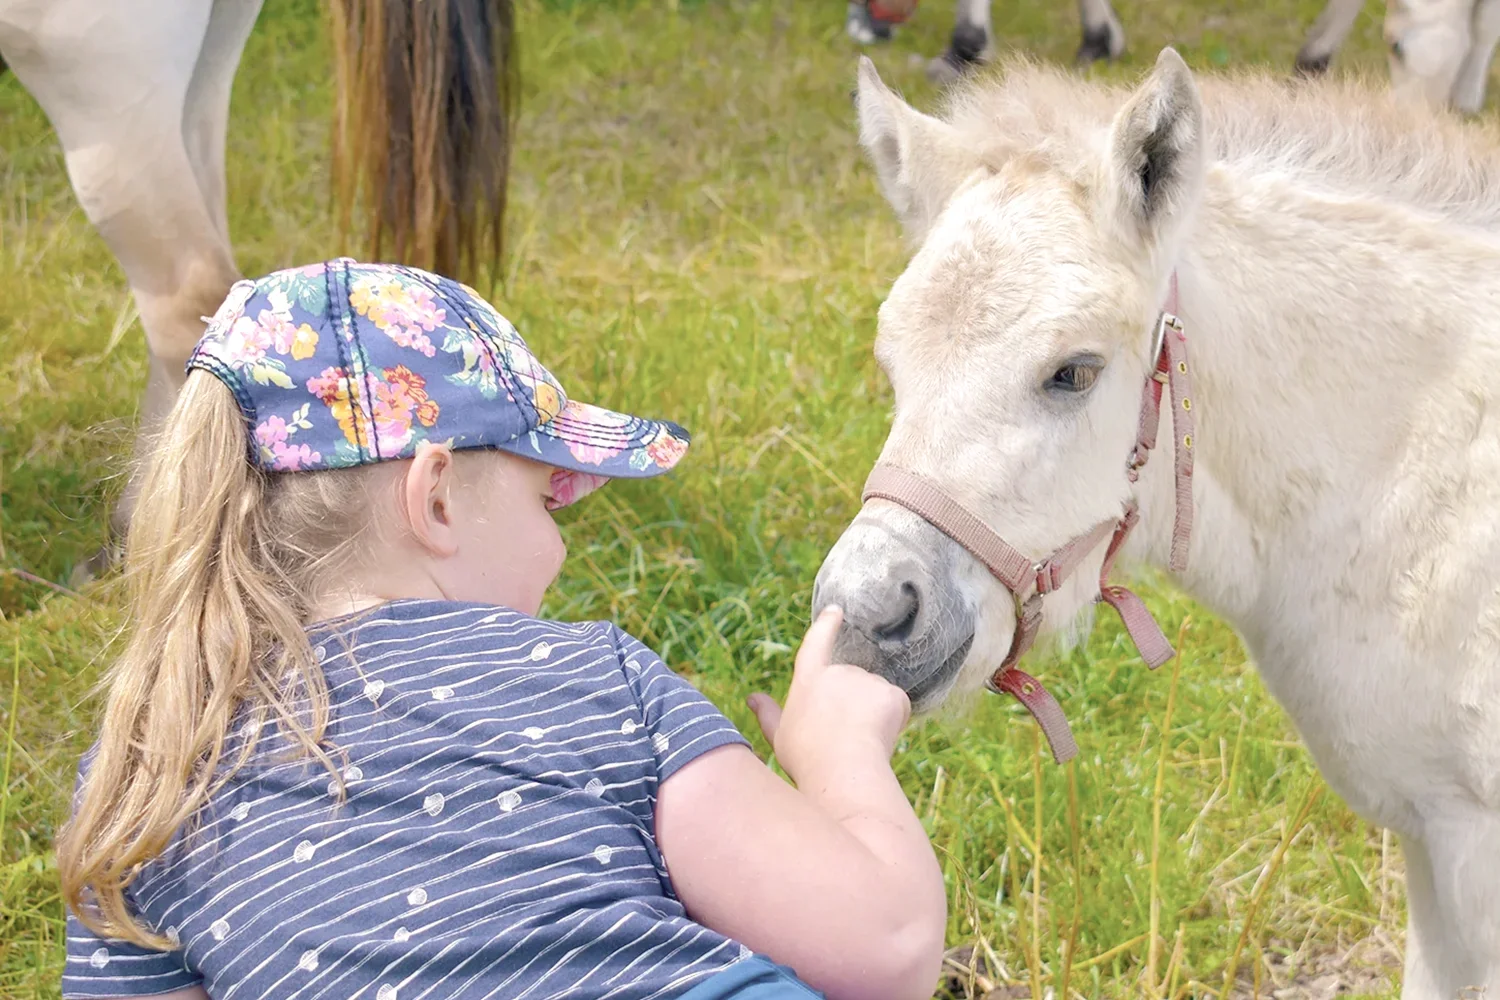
<box><xmin>186</xmin><ymin>258</ymin><xmax>689</xmax><ymax>509</ymax></box>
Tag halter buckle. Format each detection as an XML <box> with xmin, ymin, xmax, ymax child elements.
<box><xmin>1149</xmin><ymin>311</ymin><xmax>1183</xmax><ymax>365</ymax></box>
<box><xmin>1007</xmin><ymin>588</ymin><xmax>1043</xmax><ymax>629</ymax></box>
<box><xmin>1033</xmin><ymin>560</ymin><xmax>1063</xmax><ymax>595</ymax></box>
<box><xmin>1013</xmin><ymin>569</ymin><xmax>1045</xmax><ymax>616</ymax></box>
<box><xmin>1149</xmin><ymin>312</ymin><xmax>1169</xmax><ymax>365</ymax></box>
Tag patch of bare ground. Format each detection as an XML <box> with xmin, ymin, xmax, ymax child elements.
<box><xmin>935</xmin><ymin>933</ymin><xmax>1403</xmax><ymax>999</ymax></box>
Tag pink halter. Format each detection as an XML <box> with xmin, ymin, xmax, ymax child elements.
<box><xmin>860</xmin><ymin>275</ymin><xmax>1196</xmax><ymax>763</ymax></box>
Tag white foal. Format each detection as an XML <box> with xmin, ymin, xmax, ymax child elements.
<box><xmin>815</xmin><ymin>51</ymin><xmax>1500</xmax><ymax>997</ymax></box>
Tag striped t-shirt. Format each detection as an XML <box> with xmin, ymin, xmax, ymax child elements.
<box><xmin>63</xmin><ymin>599</ymin><xmax>754</xmax><ymax>1000</ymax></box>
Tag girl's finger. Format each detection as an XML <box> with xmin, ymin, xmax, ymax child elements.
<box><xmin>794</xmin><ymin>606</ymin><xmax>845</xmax><ymax>676</ymax></box>
<box><xmin>746</xmin><ymin>693</ymin><xmax>783</xmax><ymax>743</ymax></box>
<box><xmin>894</xmin><ymin>686</ymin><xmax>913</xmax><ymax>732</ymax></box>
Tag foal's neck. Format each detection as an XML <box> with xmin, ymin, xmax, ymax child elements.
<box><xmin>1132</xmin><ymin>166</ymin><xmax>1500</xmax><ymax>628</ymax></box>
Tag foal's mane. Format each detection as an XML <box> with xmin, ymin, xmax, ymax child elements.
<box><xmin>942</xmin><ymin>59</ymin><xmax>1500</xmax><ymax>231</ymax></box>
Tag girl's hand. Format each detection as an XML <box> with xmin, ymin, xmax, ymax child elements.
<box><xmin>657</xmin><ymin>606</ymin><xmax>943</xmax><ymax>1000</ymax></box>
<box><xmin>746</xmin><ymin>607</ymin><xmax>912</xmax><ymax>781</ymax></box>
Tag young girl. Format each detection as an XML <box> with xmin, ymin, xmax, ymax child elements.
<box><xmin>58</xmin><ymin>260</ymin><xmax>946</xmax><ymax>1000</ymax></box>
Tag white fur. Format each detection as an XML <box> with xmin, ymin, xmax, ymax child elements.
<box><xmin>0</xmin><ymin>0</ymin><xmax>260</xmax><ymax>527</ymax></box>
<box><xmin>833</xmin><ymin>51</ymin><xmax>1500</xmax><ymax>997</ymax></box>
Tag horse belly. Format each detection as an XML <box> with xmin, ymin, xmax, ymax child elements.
<box><xmin>1245</xmin><ymin>630</ymin><xmax>1483</xmax><ymax>835</ymax></box>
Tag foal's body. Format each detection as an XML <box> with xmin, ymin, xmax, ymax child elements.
<box><xmin>1156</xmin><ymin>97</ymin><xmax>1500</xmax><ymax>987</ymax></box>
<box><xmin>816</xmin><ymin>57</ymin><xmax>1500</xmax><ymax>995</ymax></box>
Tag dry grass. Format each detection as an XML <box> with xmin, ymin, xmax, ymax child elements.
<box><xmin>0</xmin><ymin>0</ymin><xmax>1440</xmax><ymax>996</ymax></box>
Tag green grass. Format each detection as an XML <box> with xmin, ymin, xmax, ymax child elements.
<box><xmin>0</xmin><ymin>0</ymin><xmax>1430</xmax><ymax>996</ymax></box>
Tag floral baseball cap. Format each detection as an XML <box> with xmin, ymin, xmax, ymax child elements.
<box><xmin>187</xmin><ymin>258</ymin><xmax>689</xmax><ymax>509</ymax></box>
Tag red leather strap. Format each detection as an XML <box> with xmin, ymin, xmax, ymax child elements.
<box><xmin>1097</xmin><ymin>506</ymin><xmax>1175</xmax><ymax>669</ymax></box>
<box><xmin>990</xmin><ymin>668</ymin><xmax>1079</xmax><ymax>764</ymax></box>
<box><xmin>1100</xmin><ymin>585</ymin><xmax>1175</xmax><ymax>669</ymax></box>
<box><xmin>1129</xmin><ymin>276</ymin><xmax>1194</xmax><ymax>572</ymax></box>
<box><xmin>1162</xmin><ymin>314</ymin><xmax>1195</xmax><ymax>572</ymax></box>
<box><xmin>1000</xmin><ymin>594</ymin><xmax>1044</xmax><ymax>673</ymax></box>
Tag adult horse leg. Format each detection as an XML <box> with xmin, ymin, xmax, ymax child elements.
<box><xmin>1450</xmin><ymin>0</ymin><xmax>1500</xmax><ymax>111</ymax></box>
<box><xmin>1294</xmin><ymin>0</ymin><xmax>1367</xmax><ymax>75</ymax></box>
<box><xmin>0</xmin><ymin>0</ymin><xmax>242</xmax><ymax>544</ymax></box>
<box><xmin>183</xmin><ymin>0</ymin><xmax>265</xmax><ymax>251</ymax></box>
<box><xmin>1075</xmin><ymin>0</ymin><xmax>1125</xmax><ymax>65</ymax></box>
<box><xmin>130</xmin><ymin>0</ymin><xmax>263</xmax><ymax>504</ymax></box>
<box><xmin>1394</xmin><ymin>817</ymin><xmax>1500</xmax><ymax>998</ymax></box>
<box><xmin>926</xmin><ymin>0</ymin><xmax>990</xmax><ymax>85</ymax></box>
<box><xmin>1398</xmin><ymin>837</ymin><xmax>1453</xmax><ymax>1000</ymax></box>
<box><xmin>1385</xmin><ymin>0</ymin><xmax>1474</xmax><ymax>108</ymax></box>
<box><xmin>1408</xmin><ymin>812</ymin><xmax>1500</xmax><ymax>997</ymax></box>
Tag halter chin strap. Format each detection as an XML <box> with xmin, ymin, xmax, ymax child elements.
<box><xmin>859</xmin><ymin>273</ymin><xmax>1196</xmax><ymax>764</ymax></box>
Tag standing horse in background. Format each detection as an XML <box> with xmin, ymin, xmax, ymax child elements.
<box><xmin>0</xmin><ymin>0</ymin><xmax>515</xmax><ymax>537</ymax></box>
<box><xmin>910</xmin><ymin>0</ymin><xmax>1500</xmax><ymax>114</ymax></box>
<box><xmin>816</xmin><ymin>50</ymin><xmax>1500</xmax><ymax>996</ymax></box>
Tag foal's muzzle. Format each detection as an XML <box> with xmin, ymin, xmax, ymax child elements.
<box><xmin>811</xmin><ymin>508</ymin><xmax>980</xmax><ymax>701</ymax></box>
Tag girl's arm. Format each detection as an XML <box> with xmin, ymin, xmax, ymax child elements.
<box><xmin>654</xmin><ymin>610</ymin><xmax>946</xmax><ymax>1000</ymax></box>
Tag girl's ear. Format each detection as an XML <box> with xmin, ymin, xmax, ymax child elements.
<box><xmin>402</xmin><ymin>443</ymin><xmax>460</xmax><ymax>558</ymax></box>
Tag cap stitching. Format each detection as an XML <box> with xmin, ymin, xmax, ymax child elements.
<box><xmin>327</xmin><ymin>260</ymin><xmax>375</xmax><ymax>464</ymax></box>
<box><xmin>348</xmin><ymin>259</ymin><xmax>386</xmax><ymax>462</ymax></box>
<box><xmin>397</xmin><ymin>267</ymin><xmax>541</xmax><ymax>430</ymax></box>
<box><xmin>186</xmin><ymin>351</ymin><xmax>261</xmax><ymax>466</ymax></box>
<box><xmin>323</xmin><ymin>261</ymin><xmax>360</xmax><ymax>464</ymax></box>
<box><xmin>531</xmin><ymin>420</ymin><xmax>662</xmax><ymax>450</ymax></box>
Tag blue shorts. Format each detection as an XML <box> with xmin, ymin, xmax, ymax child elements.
<box><xmin>677</xmin><ymin>957</ymin><xmax>826</xmax><ymax>999</ymax></box>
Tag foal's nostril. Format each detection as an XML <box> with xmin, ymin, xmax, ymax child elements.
<box><xmin>872</xmin><ymin>582</ymin><xmax>921</xmax><ymax>644</ymax></box>
<box><xmin>1388</xmin><ymin>36</ymin><xmax>1404</xmax><ymax>60</ymax></box>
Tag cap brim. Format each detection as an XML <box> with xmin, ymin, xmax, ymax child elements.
<box><xmin>495</xmin><ymin>399</ymin><xmax>690</xmax><ymax>509</ymax></box>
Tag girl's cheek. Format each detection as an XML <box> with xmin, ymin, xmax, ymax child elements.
<box><xmin>548</xmin><ymin>524</ymin><xmax>568</xmax><ymax>578</ymax></box>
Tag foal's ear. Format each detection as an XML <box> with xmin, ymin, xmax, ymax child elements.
<box><xmin>1103</xmin><ymin>48</ymin><xmax>1205</xmax><ymax>249</ymax></box>
<box><xmin>857</xmin><ymin>57</ymin><xmax>980</xmax><ymax>241</ymax></box>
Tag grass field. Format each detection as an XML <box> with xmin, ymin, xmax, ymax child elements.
<box><xmin>0</xmin><ymin>1</ymin><xmax>1431</xmax><ymax>996</ymax></box>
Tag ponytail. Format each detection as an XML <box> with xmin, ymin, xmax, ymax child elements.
<box><xmin>57</xmin><ymin>372</ymin><xmax>382</xmax><ymax>947</ymax></box>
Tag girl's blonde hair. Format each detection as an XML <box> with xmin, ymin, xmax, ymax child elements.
<box><xmin>56</xmin><ymin>372</ymin><xmax>387</xmax><ymax>947</ymax></box>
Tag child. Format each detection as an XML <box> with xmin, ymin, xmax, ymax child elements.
<box><xmin>58</xmin><ymin>260</ymin><xmax>946</xmax><ymax>1000</ymax></box>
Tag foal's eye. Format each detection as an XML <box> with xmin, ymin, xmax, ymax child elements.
<box><xmin>1046</xmin><ymin>359</ymin><xmax>1102</xmax><ymax>394</ymax></box>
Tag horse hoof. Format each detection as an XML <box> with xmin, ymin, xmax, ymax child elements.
<box><xmin>926</xmin><ymin>52</ymin><xmax>967</xmax><ymax>85</ymax></box>
<box><xmin>1075</xmin><ymin>29</ymin><xmax>1117</xmax><ymax>65</ymax></box>
<box><xmin>1075</xmin><ymin>13</ymin><xmax>1125</xmax><ymax>67</ymax></box>
<box><xmin>1294</xmin><ymin>51</ymin><xmax>1331</xmax><ymax>77</ymax></box>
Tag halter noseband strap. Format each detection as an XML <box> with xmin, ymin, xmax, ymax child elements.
<box><xmin>858</xmin><ymin>274</ymin><xmax>1196</xmax><ymax>764</ymax></box>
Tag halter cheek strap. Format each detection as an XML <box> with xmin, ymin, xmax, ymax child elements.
<box><xmin>858</xmin><ymin>274</ymin><xmax>1195</xmax><ymax>764</ymax></box>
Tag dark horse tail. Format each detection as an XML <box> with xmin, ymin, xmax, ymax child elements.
<box><xmin>329</xmin><ymin>0</ymin><xmax>517</xmax><ymax>288</ymax></box>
